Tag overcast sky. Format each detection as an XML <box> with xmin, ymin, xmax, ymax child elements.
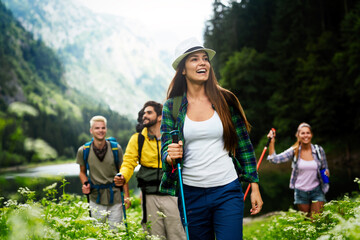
<box><xmin>77</xmin><ymin>0</ymin><xmax>215</xmax><ymax>53</ymax></box>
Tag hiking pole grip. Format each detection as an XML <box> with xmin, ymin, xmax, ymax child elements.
<box><xmin>244</xmin><ymin>128</ymin><xmax>276</xmax><ymax>201</ymax></box>
<box><xmin>172</xmin><ymin>133</ymin><xmax>179</xmax><ymax>143</ymax></box>
<box><xmin>115</xmin><ymin>173</ymin><xmax>124</xmax><ymax>191</ymax></box>
<box><xmin>265</xmin><ymin>128</ymin><xmax>276</xmax><ymax>148</ymax></box>
<box><xmin>170</xmin><ymin>130</ymin><xmax>181</xmax><ymax>165</ymax></box>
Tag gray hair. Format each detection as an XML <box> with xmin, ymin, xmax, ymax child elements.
<box><xmin>90</xmin><ymin>115</ymin><xmax>107</xmax><ymax>128</ymax></box>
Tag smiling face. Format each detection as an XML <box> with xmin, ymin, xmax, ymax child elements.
<box><xmin>142</xmin><ymin>106</ymin><xmax>160</xmax><ymax>128</ymax></box>
<box><xmin>90</xmin><ymin>121</ymin><xmax>107</xmax><ymax>141</ymax></box>
<box><xmin>298</xmin><ymin>126</ymin><xmax>312</xmax><ymax>145</ymax></box>
<box><xmin>182</xmin><ymin>50</ymin><xmax>210</xmax><ymax>84</ymax></box>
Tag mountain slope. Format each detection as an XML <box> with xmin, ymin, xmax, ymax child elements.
<box><xmin>0</xmin><ymin>1</ymin><xmax>135</xmax><ymax>167</ymax></box>
<box><xmin>3</xmin><ymin>0</ymin><xmax>173</xmax><ymax>118</ymax></box>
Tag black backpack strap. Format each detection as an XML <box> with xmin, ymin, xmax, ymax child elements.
<box><xmin>138</xmin><ymin>133</ymin><xmax>145</xmax><ymax>164</ymax></box>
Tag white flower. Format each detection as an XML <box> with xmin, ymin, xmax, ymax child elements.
<box><xmin>100</xmin><ymin>210</ymin><xmax>111</xmax><ymax>217</ymax></box>
<box><xmin>284</xmin><ymin>226</ymin><xmax>295</xmax><ymax>231</ymax></box>
<box><xmin>43</xmin><ymin>183</ymin><xmax>58</xmax><ymax>191</ymax></box>
<box><xmin>18</xmin><ymin>187</ymin><xmax>35</xmax><ymax>196</ymax></box>
<box><xmin>4</xmin><ymin>199</ymin><xmax>18</xmax><ymax>207</ymax></box>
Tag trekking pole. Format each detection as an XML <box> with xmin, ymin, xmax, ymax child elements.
<box><xmin>84</xmin><ymin>181</ymin><xmax>92</xmax><ymax>217</ymax></box>
<box><xmin>244</xmin><ymin>128</ymin><xmax>276</xmax><ymax>201</ymax></box>
<box><xmin>115</xmin><ymin>173</ymin><xmax>128</xmax><ymax>233</ymax></box>
<box><xmin>170</xmin><ymin>130</ymin><xmax>190</xmax><ymax>240</ymax></box>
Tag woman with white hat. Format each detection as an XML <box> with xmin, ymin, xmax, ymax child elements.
<box><xmin>160</xmin><ymin>37</ymin><xmax>263</xmax><ymax>239</ymax></box>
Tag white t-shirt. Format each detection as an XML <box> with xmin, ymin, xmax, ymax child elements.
<box><xmin>182</xmin><ymin>111</ymin><xmax>238</xmax><ymax>187</ymax></box>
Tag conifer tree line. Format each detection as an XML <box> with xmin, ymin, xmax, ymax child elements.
<box><xmin>204</xmin><ymin>0</ymin><xmax>360</xmax><ymax>164</ymax></box>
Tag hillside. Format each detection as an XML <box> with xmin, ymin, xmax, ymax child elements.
<box><xmin>0</xmin><ymin>1</ymin><xmax>135</xmax><ymax>167</ymax></box>
<box><xmin>2</xmin><ymin>0</ymin><xmax>173</xmax><ymax>118</ymax></box>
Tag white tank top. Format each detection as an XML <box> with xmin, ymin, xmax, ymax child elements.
<box><xmin>295</xmin><ymin>158</ymin><xmax>319</xmax><ymax>191</ymax></box>
<box><xmin>182</xmin><ymin>111</ymin><xmax>238</xmax><ymax>187</ymax></box>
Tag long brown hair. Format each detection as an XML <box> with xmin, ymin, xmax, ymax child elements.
<box><xmin>167</xmin><ymin>56</ymin><xmax>251</xmax><ymax>154</ymax></box>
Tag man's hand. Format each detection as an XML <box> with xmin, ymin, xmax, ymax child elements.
<box><xmin>82</xmin><ymin>182</ymin><xmax>91</xmax><ymax>195</ymax></box>
<box><xmin>124</xmin><ymin>198</ymin><xmax>131</xmax><ymax>209</ymax></box>
<box><xmin>114</xmin><ymin>174</ymin><xmax>125</xmax><ymax>187</ymax></box>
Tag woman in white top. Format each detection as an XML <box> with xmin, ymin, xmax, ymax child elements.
<box><xmin>160</xmin><ymin>38</ymin><xmax>263</xmax><ymax>240</ymax></box>
<box><xmin>267</xmin><ymin>122</ymin><xmax>330</xmax><ymax>218</ymax></box>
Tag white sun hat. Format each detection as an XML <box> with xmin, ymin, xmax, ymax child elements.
<box><xmin>172</xmin><ymin>37</ymin><xmax>216</xmax><ymax>70</ymax></box>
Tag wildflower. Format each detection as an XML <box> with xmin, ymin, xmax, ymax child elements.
<box><xmin>5</xmin><ymin>199</ymin><xmax>18</xmax><ymax>207</ymax></box>
<box><xmin>100</xmin><ymin>209</ymin><xmax>111</xmax><ymax>217</ymax></box>
<box><xmin>74</xmin><ymin>201</ymin><xmax>90</xmax><ymax>210</ymax></box>
<box><xmin>43</xmin><ymin>183</ymin><xmax>58</xmax><ymax>191</ymax></box>
<box><xmin>284</xmin><ymin>226</ymin><xmax>296</xmax><ymax>231</ymax></box>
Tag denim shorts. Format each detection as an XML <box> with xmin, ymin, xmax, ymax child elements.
<box><xmin>294</xmin><ymin>185</ymin><xmax>326</xmax><ymax>205</ymax></box>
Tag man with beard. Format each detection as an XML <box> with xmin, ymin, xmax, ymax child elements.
<box><xmin>114</xmin><ymin>101</ymin><xmax>185</xmax><ymax>240</ymax></box>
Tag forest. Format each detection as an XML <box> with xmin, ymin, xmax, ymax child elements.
<box><xmin>204</xmin><ymin>0</ymin><xmax>360</xmax><ymax>175</ymax></box>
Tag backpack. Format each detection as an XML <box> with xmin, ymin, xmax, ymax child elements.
<box><xmin>136</xmin><ymin>132</ymin><xmax>163</xmax><ymax>224</ymax></box>
<box><xmin>314</xmin><ymin>144</ymin><xmax>322</xmax><ymax>162</ymax></box>
<box><xmin>136</xmin><ymin>133</ymin><xmax>163</xmax><ymax>193</ymax></box>
<box><xmin>293</xmin><ymin>144</ymin><xmax>322</xmax><ymax>164</ymax></box>
<box><xmin>83</xmin><ymin>137</ymin><xmax>120</xmax><ymax>204</ymax></box>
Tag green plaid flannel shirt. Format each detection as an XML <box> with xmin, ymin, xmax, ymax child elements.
<box><xmin>160</xmin><ymin>93</ymin><xmax>259</xmax><ymax>196</ymax></box>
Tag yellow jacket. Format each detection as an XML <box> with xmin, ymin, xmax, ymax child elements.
<box><xmin>120</xmin><ymin>127</ymin><xmax>162</xmax><ymax>183</ymax></box>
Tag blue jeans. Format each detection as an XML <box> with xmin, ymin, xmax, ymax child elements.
<box><xmin>178</xmin><ymin>179</ymin><xmax>244</xmax><ymax>240</ymax></box>
<box><xmin>294</xmin><ymin>185</ymin><xmax>326</xmax><ymax>205</ymax></box>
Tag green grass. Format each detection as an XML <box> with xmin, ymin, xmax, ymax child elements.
<box><xmin>0</xmin><ymin>178</ymin><xmax>162</xmax><ymax>240</ymax></box>
<box><xmin>243</xmin><ymin>178</ymin><xmax>360</xmax><ymax>240</ymax></box>
<box><xmin>1</xmin><ymin>178</ymin><xmax>359</xmax><ymax>239</ymax></box>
